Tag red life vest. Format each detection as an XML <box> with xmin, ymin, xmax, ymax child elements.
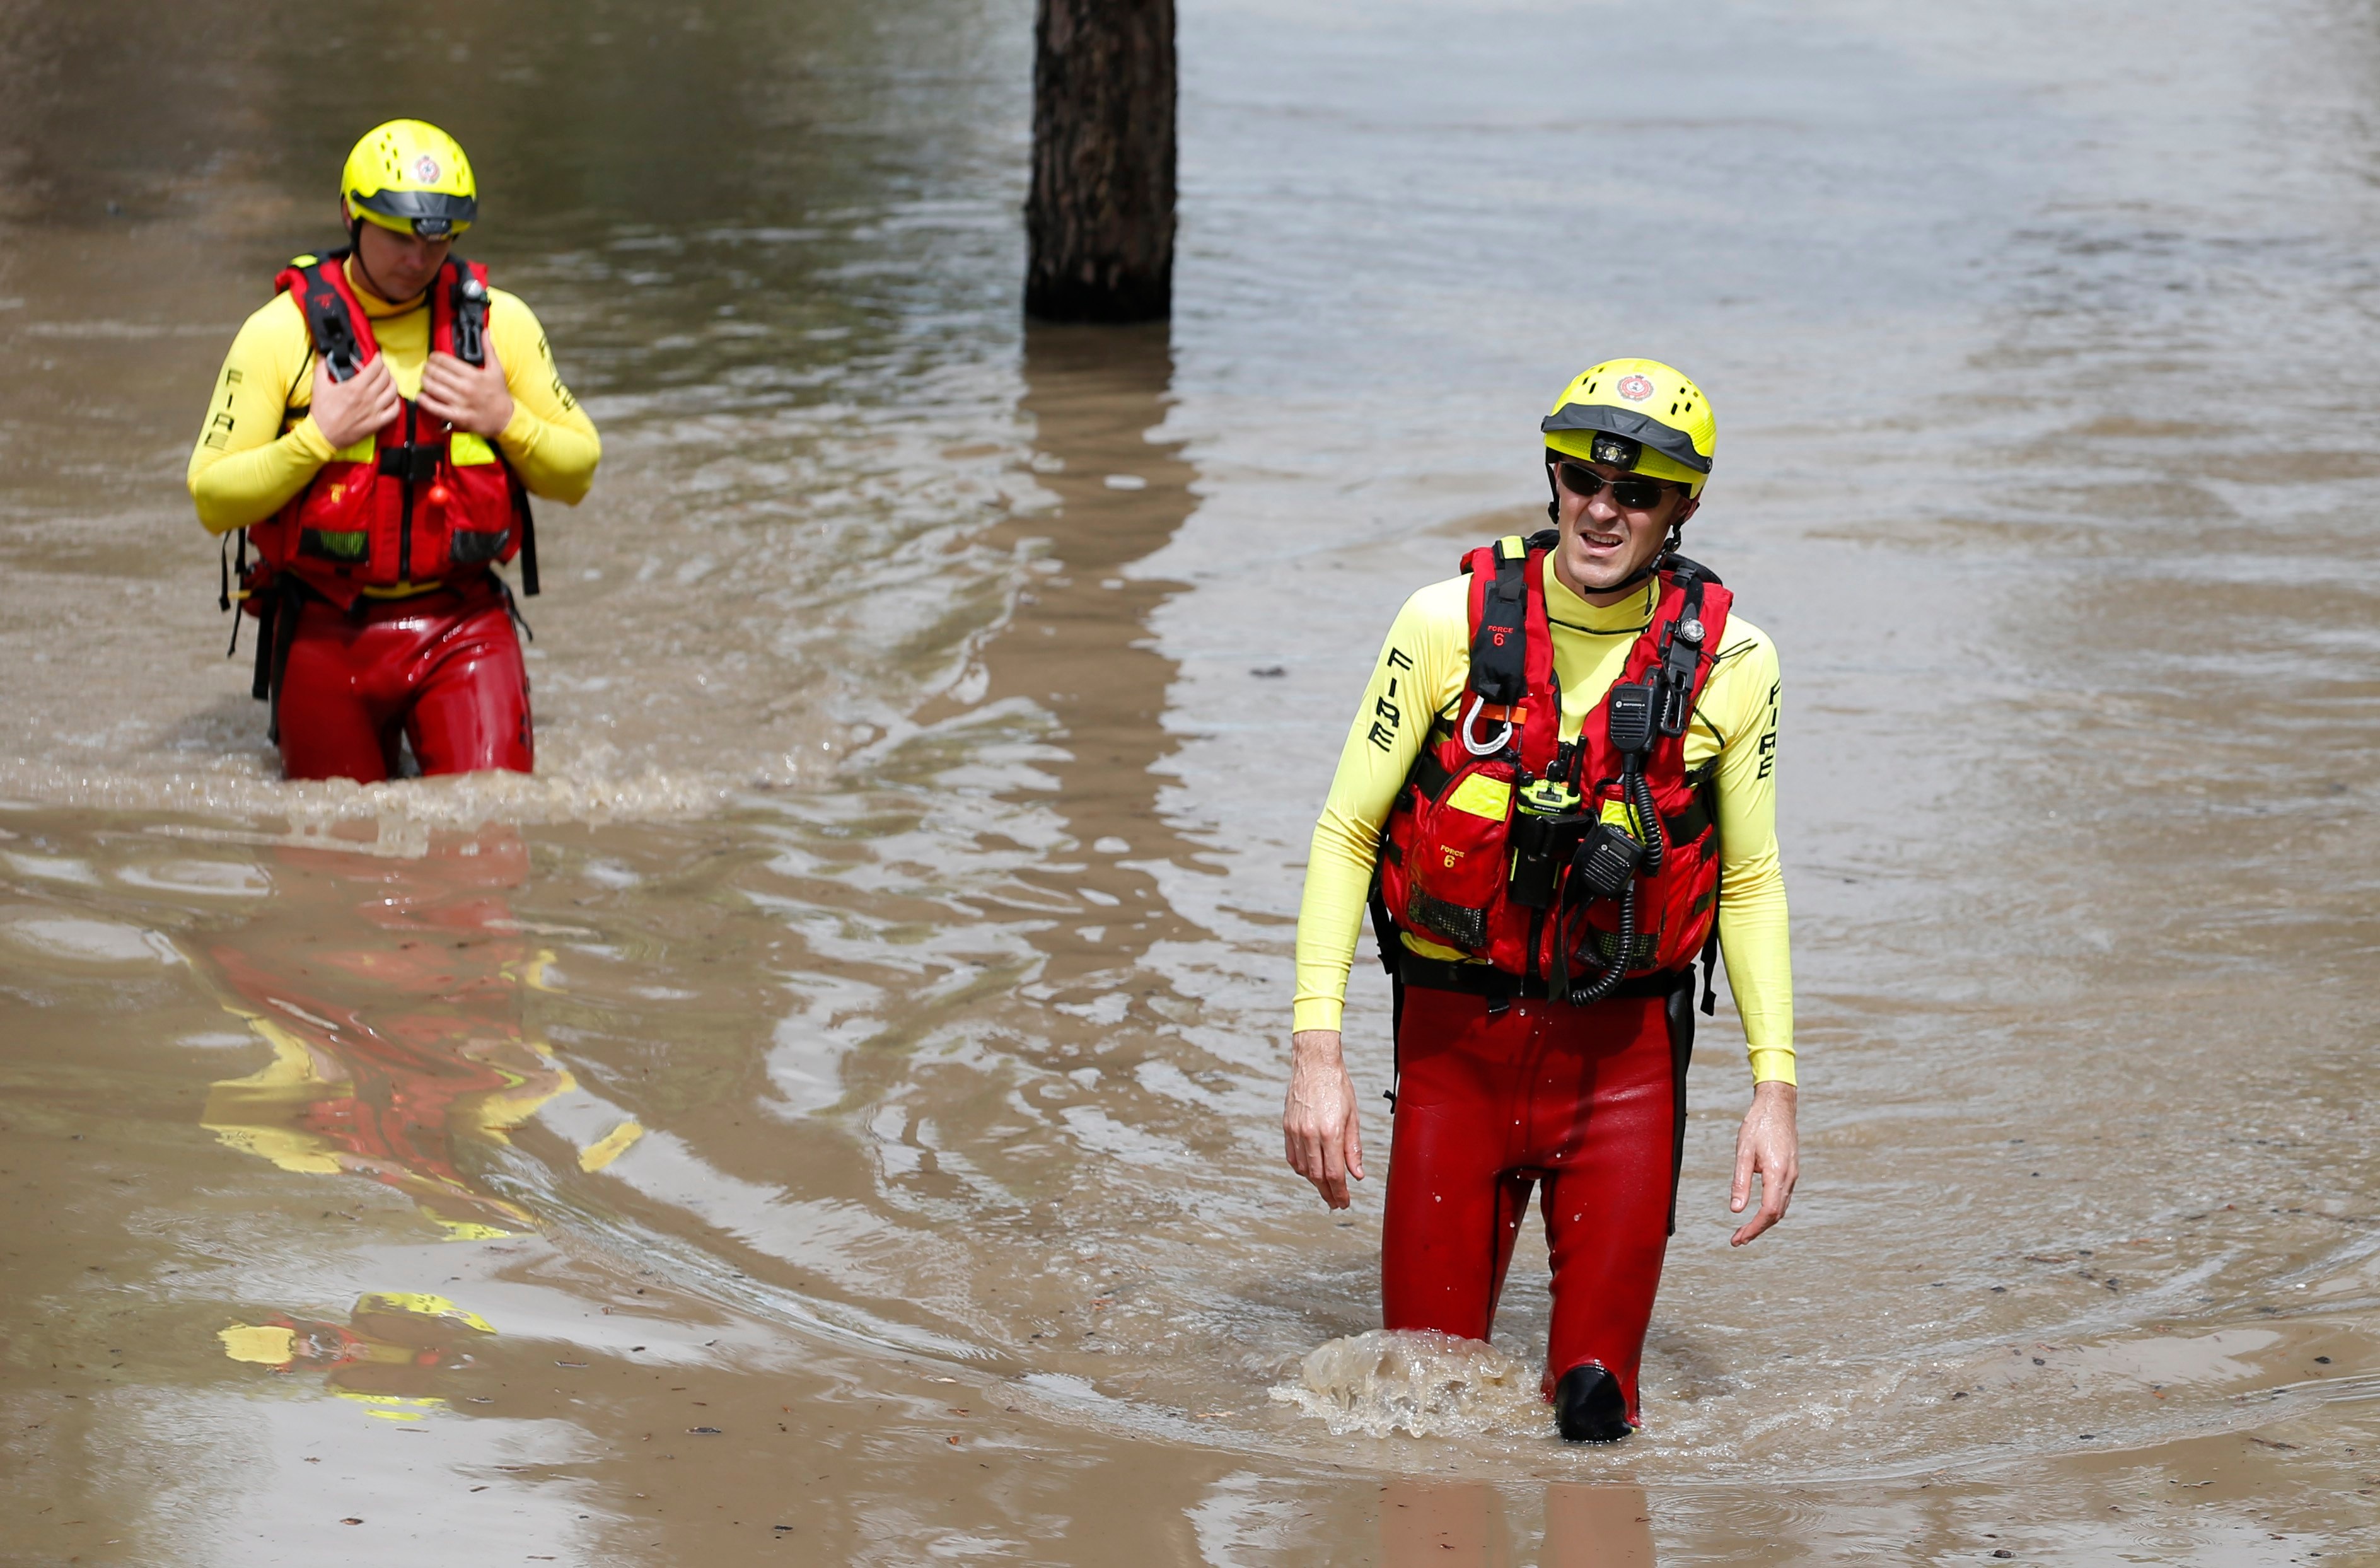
<box><xmin>241</xmin><ymin>250</ymin><xmax>533</xmax><ymax>610</ymax></box>
<box><xmin>1378</xmin><ymin>533</ymin><xmax>1733</xmax><ymax>998</ymax></box>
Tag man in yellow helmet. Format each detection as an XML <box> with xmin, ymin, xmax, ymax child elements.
<box><xmin>187</xmin><ymin>120</ymin><xmax>601</xmax><ymax>781</ymax></box>
<box><xmin>1280</xmin><ymin>359</ymin><xmax>1797</xmax><ymax>1441</ymax></box>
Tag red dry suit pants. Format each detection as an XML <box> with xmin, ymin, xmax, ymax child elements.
<box><xmin>1381</xmin><ymin>977</ymin><xmax>1693</xmax><ymax>1426</ymax></box>
<box><xmin>274</xmin><ymin>575</ymin><xmax>532</xmax><ymax>784</ymax></box>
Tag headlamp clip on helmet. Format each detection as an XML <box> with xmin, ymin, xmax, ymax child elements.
<box><xmin>1589</xmin><ymin>434</ymin><xmax>1641</xmax><ymax>468</ymax></box>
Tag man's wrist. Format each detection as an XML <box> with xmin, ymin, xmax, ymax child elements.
<box><xmin>1291</xmin><ymin>1028</ymin><xmax>1343</xmax><ymax>1063</ymax></box>
<box><xmin>1291</xmin><ymin>994</ymin><xmax>1344</xmax><ymax>1035</ymax></box>
<box><xmin>289</xmin><ymin>414</ymin><xmax>337</xmax><ymax>462</ymax></box>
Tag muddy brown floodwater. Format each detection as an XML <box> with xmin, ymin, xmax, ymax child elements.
<box><xmin>3</xmin><ymin>0</ymin><xmax>2379</xmax><ymax>1561</ymax></box>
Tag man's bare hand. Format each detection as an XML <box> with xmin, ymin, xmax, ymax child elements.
<box><xmin>417</xmin><ymin>342</ymin><xmax>513</xmax><ymax>438</ymax></box>
<box><xmin>1283</xmin><ymin>1029</ymin><xmax>1364</xmax><ymax>1209</ymax></box>
<box><xmin>309</xmin><ymin>354</ymin><xmax>400</xmax><ymax>451</ymax></box>
<box><xmin>1729</xmin><ymin>1079</ymin><xmax>1798</xmax><ymax>1246</ymax></box>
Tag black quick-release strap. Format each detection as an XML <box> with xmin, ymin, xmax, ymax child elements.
<box><xmin>449</xmin><ymin>260</ymin><xmax>487</xmax><ymax>367</ymax></box>
<box><xmin>1664</xmin><ymin>552</ymin><xmax>1722</xmax><ymax>588</ymax></box>
<box><xmin>1656</xmin><ymin>572</ymin><xmax>1709</xmax><ymax>738</ymax></box>
<box><xmin>448</xmin><ymin>261</ymin><xmax>540</xmax><ymax>601</ymax></box>
<box><xmin>1468</xmin><ymin>535</ymin><xmax>1531</xmax><ymax>706</ymax></box>
<box><xmin>293</xmin><ymin>259</ymin><xmax>364</xmax><ymax>383</ymax></box>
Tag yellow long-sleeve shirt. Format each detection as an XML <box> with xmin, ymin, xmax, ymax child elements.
<box><xmin>186</xmin><ymin>258</ymin><xmax>600</xmax><ymax>557</ymax></box>
<box><xmin>1294</xmin><ymin>555</ymin><xmax>1795</xmax><ymax>1084</ymax></box>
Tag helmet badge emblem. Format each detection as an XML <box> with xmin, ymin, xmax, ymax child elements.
<box><xmin>414</xmin><ymin>155</ymin><xmax>441</xmax><ymax>183</ymax></box>
<box><xmin>1616</xmin><ymin>374</ymin><xmax>1655</xmax><ymax>402</ymax></box>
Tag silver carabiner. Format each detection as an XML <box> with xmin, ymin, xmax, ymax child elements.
<box><xmin>1459</xmin><ymin>694</ymin><xmax>1513</xmax><ymax>757</ymax></box>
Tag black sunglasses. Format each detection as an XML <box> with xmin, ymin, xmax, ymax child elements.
<box><xmin>1551</xmin><ymin>459</ymin><xmax>1681</xmax><ymax>511</ymax></box>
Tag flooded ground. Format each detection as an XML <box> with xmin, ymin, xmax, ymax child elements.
<box><xmin>3</xmin><ymin>0</ymin><xmax>2378</xmax><ymax>1560</ymax></box>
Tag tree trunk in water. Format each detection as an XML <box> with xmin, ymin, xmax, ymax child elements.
<box><xmin>1026</xmin><ymin>0</ymin><xmax>1176</xmax><ymax>323</ymax></box>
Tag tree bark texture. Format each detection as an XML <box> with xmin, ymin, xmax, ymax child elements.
<box><xmin>1026</xmin><ymin>0</ymin><xmax>1176</xmax><ymax>323</ymax></box>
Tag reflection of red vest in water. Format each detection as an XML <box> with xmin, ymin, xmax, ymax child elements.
<box><xmin>1379</xmin><ymin>534</ymin><xmax>1731</xmax><ymax>990</ymax></box>
<box><xmin>243</xmin><ymin>252</ymin><xmax>530</xmax><ymax>610</ymax></box>
<box><xmin>198</xmin><ymin>834</ymin><xmax>562</xmax><ymax>1237</ymax></box>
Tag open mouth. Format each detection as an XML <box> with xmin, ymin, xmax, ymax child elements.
<box><xmin>1577</xmin><ymin>529</ymin><xmax>1626</xmax><ymax>554</ymax></box>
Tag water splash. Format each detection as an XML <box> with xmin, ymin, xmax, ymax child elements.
<box><xmin>1269</xmin><ymin>1330</ymin><xmax>1547</xmax><ymax>1440</ymax></box>
<box><xmin>0</xmin><ymin>755</ymin><xmax>731</xmax><ymax>842</ymax></box>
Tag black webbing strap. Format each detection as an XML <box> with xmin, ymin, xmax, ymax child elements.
<box><xmin>1367</xmin><ymin>864</ymin><xmax>1398</xmax><ymax>978</ymax></box>
<box><xmin>1367</xmin><ymin>864</ymin><xmax>1404</xmax><ymax>1106</ymax></box>
<box><xmin>258</xmin><ymin>578</ymin><xmax>306</xmax><ymax>740</ymax></box>
<box><xmin>1699</xmin><ymin>847</ymin><xmax>1723</xmax><ymax>1016</ymax></box>
<box><xmin>494</xmin><ymin>572</ymin><xmax>535</xmax><ymax>643</ymax></box>
<box><xmin>293</xmin><ymin>258</ymin><xmax>363</xmax><ymax>383</ymax></box>
<box><xmin>1468</xmin><ymin>535</ymin><xmax>1530</xmax><ymax>706</ymax></box>
<box><xmin>1405</xmin><ymin>722</ymin><xmax>1454</xmax><ymax>801</ymax></box>
<box><xmin>1686</xmin><ymin>758</ymin><xmax>1722</xmax><ymax>1017</ymax></box>
<box><xmin>249</xmin><ymin>582</ymin><xmax>279</xmax><ymax>700</ymax></box>
<box><xmin>1664</xmin><ymin>972</ymin><xmax>1696</xmax><ymax>1234</ymax></box>
<box><xmin>1663</xmin><ymin>551</ymin><xmax>1722</xmax><ymax>588</ymax></box>
<box><xmin>1396</xmin><ymin>951</ymin><xmax>1690</xmax><ymax>1003</ymax></box>
<box><xmin>1698</xmin><ymin>926</ymin><xmax>1721</xmax><ymax>1017</ymax></box>
<box><xmin>513</xmin><ymin>481</ymin><xmax>540</xmax><ymax>597</ymax></box>
<box><xmin>448</xmin><ymin>259</ymin><xmax>487</xmax><ymax>368</ymax></box>
<box><xmin>376</xmin><ymin>444</ymin><xmax>440</xmax><ymax>482</ymax></box>
<box><xmin>1655</xmin><ymin>572</ymin><xmax>1709</xmax><ymax>738</ymax></box>
<box><xmin>219</xmin><ymin>530</ymin><xmax>248</xmax><ymax>657</ymax></box>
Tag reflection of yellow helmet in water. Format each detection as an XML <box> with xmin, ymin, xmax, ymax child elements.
<box><xmin>1541</xmin><ymin>359</ymin><xmax>1717</xmax><ymax>496</ymax></box>
<box><xmin>342</xmin><ymin>120</ymin><xmax>478</xmax><ymax>238</ymax></box>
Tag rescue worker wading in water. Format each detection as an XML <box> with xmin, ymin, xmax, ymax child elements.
<box><xmin>1281</xmin><ymin>360</ymin><xmax>1798</xmax><ymax>1442</ymax></box>
<box><xmin>187</xmin><ymin>120</ymin><xmax>600</xmax><ymax>782</ymax></box>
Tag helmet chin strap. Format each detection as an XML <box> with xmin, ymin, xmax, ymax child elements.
<box><xmin>345</xmin><ymin>218</ymin><xmax>430</xmax><ymax>310</ymax></box>
<box><xmin>1613</xmin><ymin>517</ymin><xmax>1691</xmax><ymax>591</ymax></box>
<box><xmin>1603</xmin><ymin>542</ymin><xmax>1675</xmax><ymax>595</ymax></box>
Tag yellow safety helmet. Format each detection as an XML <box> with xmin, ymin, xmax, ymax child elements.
<box><xmin>1541</xmin><ymin>359</ymin><xmax>1716</xmax><ymax>496</ymax></box>
<box><xmin>342</xmin><ymin>120</ymin><xmax>477</xmax><ymax>238</ymax></box>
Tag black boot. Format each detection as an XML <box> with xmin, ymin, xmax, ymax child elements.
<box><xmin>1552</xmin><ymin>1364</ymin><xmax>1633</xmax><ymax>1443</ymax></box>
